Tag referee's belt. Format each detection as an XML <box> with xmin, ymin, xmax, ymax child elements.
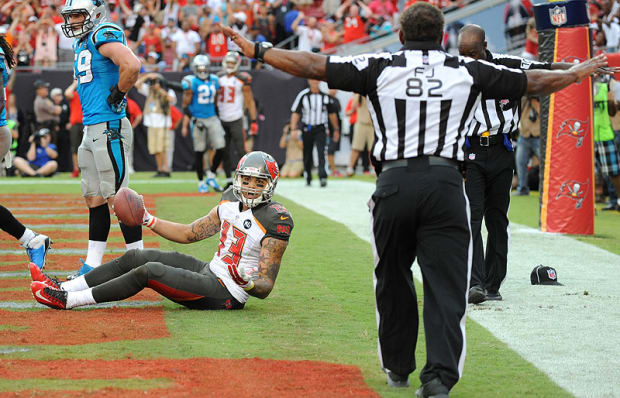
<box><xmin>382</xmin><ymin>156</ymin><xmax>458</xmax><ymax>172</ymax></box>
<box><xmin>470</xmin><ymin>134</ymin><xmax>501</xmax><ymax>147</ymax></box>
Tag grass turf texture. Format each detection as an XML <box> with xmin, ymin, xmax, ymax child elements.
<box><xmin>2</xmin><ymin>172</ymin><xmax>618</xmax><ymax>396</ymax></box>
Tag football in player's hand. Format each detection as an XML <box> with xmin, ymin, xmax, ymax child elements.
<box><xmin>113</xmin><ymin>187</ymin><xmax>144</xmax><ymax>227</ymax></box>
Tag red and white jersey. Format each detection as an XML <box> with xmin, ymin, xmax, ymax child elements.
<box><xmin>216</xmin><ymin>71</ymin><xmax>252</xmax><ymax>122</ymax></box>
<box><xmin>209</xmin><ymin>189</ymin><xmax>294</xmax><ymax>303</ymax></box>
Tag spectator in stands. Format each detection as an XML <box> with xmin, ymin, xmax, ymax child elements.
<box><xmin>595</xmin><ymin>0</ymin><xmax>620</xmax><ymax>53</ymax></box>
<box><xmin>162</xmin><ymin>0</ymin><xmax>181</xmax><ymax>26</ymax></box>
<box><xmin>336</xmin><ymin>0</ymin><xmax>376</xmax><ymax>44</ymax></box>
<box><xmin>33</xmin><ymin>17</ymin><xmax>58</xmax><ymax>67</ymax></box>
<box><xmin>323</xmin><ymin>0</ymin><xmax>341</xmax><ymax>19</ymax></box>
<box><xmin>514</xmin><ymin>96</ymin><xmax>540</xmax><ymax>195</ymax></box>
<box><xmin>33</xmin><ymin>79</ymin><xmax>61</xmax><ymax>141</ymax></box>
<box><xmin>140</xmin><ymin>22</ymin><xmax>163</xmax><ymax>57</ymax></box>
<box><xmin>14</xmin><ymin>32</ymin><xmax>33</xmax><ymax>67</ymax></box>
<box><xmin>127</xmin><ymin>3</ymin><xmax>150</xmax><ymax>51</ymax></box>
<box><xmin>161</xmin><ymin>16</ymin><xmax>179</xmax><ymax>42</ymax></box>
<box><xmin>54</xmin><ymin>13</ymin><xmax>74</xmax><ymax>64</ymax></box>
<box><xmin>126</xmin><ymin>97</ymin><xmax>143</xmax><ymax>175</ymax></box>
<box><xmin>171</xmin><ymin>20</ymin><xmax>201</xmax><ymax>71</ymax></box>
<box><xmin>521</xmin><ymin>18</ymin><xmax>538</xmax><ymax>60</ymax></box>
<box><xmin>255</xmin><ymin>3</ymin><xmax>273</xmax><ymax>43</ymax></box>
<box><xmin>292</xmin><ymin>12</ymin><xmax>323</xmax><ymax>52</ymax></box>
<box><xmin>51</xmin><ymin>86</ymin><xmax>70</xmax><ymax>172</ymax></box>
<box><xmin>206</xmin><ymin>19</ymin><xmax>228</xmax><ymax>64</ymax></box>
<box><xmin>283</xmin><ymin>1</ymin><xmax>300</xmax><ymax>42</ymax></box>
<box><xmin>13</xmin><ymin>128</ymin><xmax>58</xmax><ymax>177</ymax></box>
<box><xmin>320</xmin><ymin>18</ymin><xmax>343</xmax><ymax>53</ymax></box>
<box><xmin>142</xmin><ymin>51</ymin><xmax>167</xmax><ymax>72</ymax></box>
<box><xmin>64</xmin><ymin>80</ymin><xmax>83</xmax><ymax>178</ymax></box>
<box><xmin>594</xmin><ymin>76</ymin><xmax>620</xmax><ymax>210</ymax></box>
<box><xmin>137</xmin><ymin>73</ymin><xmax>174</xmax><ymax>177</ymax></box>
<box><xmin>369</xmin><ymin>16</ymin><xmax>393</xmax><ymax>39</ymax></box>
<box><xmin>279</xmin><ymin>123</ymin><xmax>304</xmax><ymax>178</ymax></box>
<box><xmin>228</xmin><ymin>12</ymin><xmax>248</xmax><ymax>52</ymax></box>
<box><xmin>248</xmin><ymin>24</ymin><xmax>267</xmax><ymax>43</ymax></box>
<box><xmin>107</xmin><ymin>1</ymin><xmax>124</xmax><ymax>26</ymax></box>
<box><xmin>368</xmin><ymin>0</ymin><xmax>397</xmax><ymax>20</ymax></box>
<box><xmin>504</xmin><ymin>0</ymin><xmax>533</xmax><ymax>53</ymax></box>
<box><xmin>181</xmin><ymin>0</ymin><xmax>200</xmax><ymax>26</ymax></box>
<box><xmin>346</xmin><ymin>93</ymin><xmax>374</xmax><ymax>176</ymax></box>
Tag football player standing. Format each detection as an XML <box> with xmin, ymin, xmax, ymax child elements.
<box><xmin>181</xmin><ymin>55</ymin><xmax>227</xmax><ymax>193</ymax></box>
<box><xmin>213</xmin><ymin>51</ymin><xmax>259</xmax><ymax>189</ymax></box>
<box><xmin>60</xmin><ymin>0</ymin><xmax>143</xmax><ymax>277</ymax></box>
<box><xmin>0</xmin><ymin>35</ymin><xmax>52</xmax><ymax>269</ymax></box>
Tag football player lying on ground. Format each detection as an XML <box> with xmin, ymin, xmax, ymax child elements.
<box><xmin>29</xmin><ymin>151</ymin><xmax>293</xmax><ymax>310</ymax></box>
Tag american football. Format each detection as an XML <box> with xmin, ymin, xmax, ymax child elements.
<box><xmin>113</xmin><ymin>187</ymin><xmax>144</xmax><ymax>227</ymax></box>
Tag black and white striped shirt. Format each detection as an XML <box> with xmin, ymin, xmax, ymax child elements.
<box><xmin>325</xmin><ymin>41</ymin><xmax>528</xmax><ymax>162</ymax></box>
<box><xmin>466</xmin><ymin>52</ymin><xmax>551</xmax><ymax>137</ymax></box>
<box><xmin>290</xmin><ymin>88</ymin><xmax>337</xmax><ymax>127</ymax></box>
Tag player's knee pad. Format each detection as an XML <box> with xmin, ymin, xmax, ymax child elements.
<box><xmin>134</xmin><ymin>262</ymin><xmax>166</xmax><ymax>285</ymax></box>
<box><xmin>143</xmin><ymin>262</ymin><xmax>167</xmax><ymax>281</ymax></box>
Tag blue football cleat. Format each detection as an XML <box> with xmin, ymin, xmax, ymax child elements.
<box><xmin>198</xmin><ymin>181</ymin><xmax>209</xmax><ymax>193</ymax></box>
<box><xmin>66</xmin><ymin>259</ymin><xmax>94</xmax><ymax>280</ymax></box>
<box><xmin>205</xmin><ymin>177</ymin><xmax>223</xmax><ymax>192</ymax></box>
<box><xmin>25</xmin><ymin>234</ymin><xmax>51</xmax><ymax>270</ymax></box>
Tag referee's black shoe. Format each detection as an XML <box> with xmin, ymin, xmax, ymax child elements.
<box><xmin>416</xmin><ymin>377</ymin><xmax>449</xmax><ymax>398</ymax></box>
<box><xmin>468</xmin><ymin>286</ymin><xmax>487</xmax><ymax>304</ymax></box>
<box><xmin>486</xmin><ymin>291</ymin><xmax>503</xmax><ymax>301</ymax></box>
<box><xmin>383</xmin><ymin>368</ymin><xmax>409</xmax><ymax>388</ymax></box>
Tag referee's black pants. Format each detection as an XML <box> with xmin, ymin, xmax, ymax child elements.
<box><xmin>370</xmin><ymin>159</ymin><xmax>471</xmax><ymax>390</ymax></box>
<box><xmin>465</xmin><ymin>142</ymin><xmax>514</xmax><ymax>294</ymax></box>
<box><xmin>302</xmin><ymin>126</ymin><xmax>327</xmax><ymax>183</ymax></box>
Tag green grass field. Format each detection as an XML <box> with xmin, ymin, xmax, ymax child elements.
<box><xmin>2</xmin><ymin>171</ymin><xmax>619</xmax><ymax>396</ymax></box>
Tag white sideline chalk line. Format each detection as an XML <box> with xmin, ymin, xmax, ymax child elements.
<box><xmin>276</xmin><ymin>178</ymin><xmax>620</xmax><ymax>398</ymax></box>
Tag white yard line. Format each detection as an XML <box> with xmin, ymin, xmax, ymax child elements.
<box><xmin>276</xmin><ymin>178</ymin><xmax>620</xmax><ymax>398</ymax></box>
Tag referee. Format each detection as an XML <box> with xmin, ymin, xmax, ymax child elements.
<box><xmin>457</xmin><ymin>24</ymin><xmax>573</xmax><ymax>304</ymax></box>
<box><xmin>290</xmin><ymin>79</ymin><xmax>340</xmax><ymax>187</ymax></box>
<box><xmin>222</xmin><ymin>4</ymin><xmax>610</xmax><ymax>396</ymax></box>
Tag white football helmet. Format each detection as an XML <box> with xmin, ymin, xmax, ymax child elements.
<box><xmin>191</xmin><ymin>55</ymin><xmax>211</xmax><ymax>80</ymax></box>
<box><xmin>223</xmin><ymin>51</ymin><xmax>241</xmax><ymax>75</ymax></box>
<box><xmin>61</xmin><ymin>0</ymin><xmax>107</xmax><ymax>38</ymax></box>
<box><xmin>233</xmin><ymin>151</ymin><xmax>279</xmax><ymax>208</ymax></box>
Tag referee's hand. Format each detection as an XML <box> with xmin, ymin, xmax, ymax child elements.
<box><xmin>570</xmin><ymin>54</ymin><xmax>617</xmax><ymax>83</ymax></box>
<box><xmin>223</xmin><ymin>26</ymin><xmax>255</xmax><ymax>59</ymax></box>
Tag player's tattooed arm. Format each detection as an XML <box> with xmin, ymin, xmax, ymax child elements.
<box><xmin>187</xmin><ymin>206</ymin><xmax>221</xmax><ymax>242</ymax></box>
<box><xmin>151</xmin><ymin>206</ymin><xmax>220</xmax><ymax>244</ymax></box>
<box><xmin>249</xmin><ymin>237</ymin><xmax>288</xmax><ymax>299</ymax></box>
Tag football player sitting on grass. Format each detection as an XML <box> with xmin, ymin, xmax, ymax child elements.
<box><xmin>29</xmin><ymin>151</ymin><xmax>294</xmax><ymax>310</ymax></box>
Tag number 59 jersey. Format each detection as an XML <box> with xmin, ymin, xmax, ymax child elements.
<box><xmin>182</xmin><ymin>74</ymin><xmax>220</xmax><ymax>119</ymax></box>
<box><xmin>209</xmin><ymin>192</ymin><xmax>294</xmax><ymax>303</ymax></box>
<box><xmin>73</xmin><ymin>23</ymin><xmax>126</xmax><ymax>126</ymax></box>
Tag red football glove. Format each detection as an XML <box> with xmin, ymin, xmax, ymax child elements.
<box><xmin>227</xmin><ymin>263</ymin><xmax>258</xmax><ymax>290</ymax></box>
<box><xmin>250</xmin><ymin>122</ymin><xmax>259</xmax><ymax>136</ymax></box>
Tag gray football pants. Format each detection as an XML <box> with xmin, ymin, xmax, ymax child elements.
<box><xmin>85</xmin><ymin>249</ymin><xmax>244</xmax><ymax>310</ymax></box>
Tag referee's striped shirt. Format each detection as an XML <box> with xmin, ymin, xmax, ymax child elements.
<box><xmin>466</xmin><ymin>52</ymin><xmax>551</xmax><ymax>137</ymax></box>
<box><xmin>290</xmin><ymin>88</ymin><xmax>337</xmax><ymax>127</ymax></box>
<box><xmin>324</xmin><ymin>41</ymin><xmax>528</xmax><ymax>162</ymax></box>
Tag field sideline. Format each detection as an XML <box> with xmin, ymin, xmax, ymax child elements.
<box><xmin>1</xmin><ymin>172</ymin><xmax>618</xmax><ymax>397</ymax></box>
